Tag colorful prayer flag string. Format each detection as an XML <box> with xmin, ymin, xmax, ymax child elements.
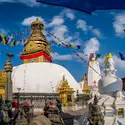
<box><xmin>45</xmin><ymin>29</ymin><xmax>102</xmax><ymax>77</ymax></box>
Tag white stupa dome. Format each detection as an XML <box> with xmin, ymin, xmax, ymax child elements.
<box><xmin>98</xmin><ymin>75</ymin><xmax>123</xmax><ymax>94</ymax></box>
<box><xmin>12</xmin><ymin>63</ymin><xmax>82</xmax><ymax>96</ymax></box>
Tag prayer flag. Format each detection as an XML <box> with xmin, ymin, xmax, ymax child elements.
<box><xmin>65</xmin><ymin>44</ymin><xmax>69</xmax><ymax>48</ymax></box>
<box><xmin>15</xmin><ymin>40</ymin><xmax>20</xmax><ymax>45</ymax></box>
<box><xmin>70</xmin><ymin>44</ymin><xmax>77</xmax><ymax>49</ymax></box>
<box><xmin>77</xmin><ymin>45</ymin><xmax>80</xmax><ymax>50</ymax></box>
<box><xmin>119</xmin><ymin>53</ymin><xmax>125</xmax><ymax>60</ymax></box>
<box><xmin>0</xmin><ymin>34</ymin><xmax>6</xmax><ymax>44</ymax></box>
<box><xmin>10</xmin><ymin>40</ymin><xmax>16</xmax><ymax>46</ymax></box>
<box><xmin>0</xmin><ymin>35</ymin><xmax>2</xmax><ymax>43</ymax></box>
<box><xmin>5</xmin><ymin>36</ymin><xmax>13</xmax><ymax>45</ymax></box>
<box><xmin>95</xmin><ymin>54</ymin><xmax>101</xmax><ymax>60</ymax></box>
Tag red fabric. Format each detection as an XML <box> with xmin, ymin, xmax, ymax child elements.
<box><xmin>20</xmin><ymin>51</ymin><xmax>52</xmax><ymax>62</ymax></box>
<box><xmin>89</xmin><ymin>86</ymin><xmax>98</xmax><ymax>88</ymax></box>
<box><xmin>65</xmin><ymin>44</ymin><xmax>69</xmax><ymax>48</ymax></box>
<box><xmin>89</xmin><ymin>53</ymin><xmax>94</xmax><ymax>61</ymax></box>
<box><xmin>12</xmin><ymin>101</ymin><xmax>19</xmax><ymax>108</ymax></box>
<box><xmin>49</xmin><ymin>102</ymin><xmax>53</xmax><ymax>106</ymax></box>
<box><xmin>22</xmin><ymin>101</ymin><xmax>32</xmax><ymax>107</ymax></box>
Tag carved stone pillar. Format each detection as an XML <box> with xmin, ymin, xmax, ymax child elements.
<box><xmin>4</xmin><ymin>53</ymin><xmax>14</xmax><ymax>101</ymax></box>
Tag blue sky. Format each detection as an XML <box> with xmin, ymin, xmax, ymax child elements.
<box><xmin>0</xmin><ymin>0</ymin><xmax>125</xmax><ymax>82</ymax></box>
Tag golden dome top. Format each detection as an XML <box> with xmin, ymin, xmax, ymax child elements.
<box><xmin>31</xmin><ymin>18</ymin><xmax>44</xmax><ymax>28</ymax></box>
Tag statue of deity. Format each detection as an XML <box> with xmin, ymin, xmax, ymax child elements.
<box><xmin>103</xmin><ymin>53</ymin><xmax>117</xmax><ymax>76</ymax></box>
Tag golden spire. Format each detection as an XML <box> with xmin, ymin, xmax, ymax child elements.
<box><xmin>63</xmin><ymin>75</ymin><xmax>65</xmax><ymax>81</ymax></box>
<box><xmin>20</xmin><ymin>18</ymin><xmax>52</xmax><ymax>63</ymax></box>
<box><xmin>31</xmin><ymin>18</ymin><xmax>44</xmax><ymax>30</ymax></box>
<box><xmin>27</xmin><ymin>18</ymin><xmax>47</xmax><ymax>43</ymax></box>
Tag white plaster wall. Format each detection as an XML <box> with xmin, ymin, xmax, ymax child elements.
<box><xmin>11</xmin><ymin>63</ymin><xmax>82</xmax><ymax>96</ymax></box>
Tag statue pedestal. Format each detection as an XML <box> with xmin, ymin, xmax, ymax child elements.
<box><xmin>98</xmin><ymin>75</ymin><xmax>122</xmax><ymax>94</ymax></box>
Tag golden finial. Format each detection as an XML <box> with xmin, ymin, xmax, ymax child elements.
<box><xmin>4</xmin><ymin>53</ymin><xmax>14</xmax><ymax>72</ymax></box>
<box><xmin>63</xmin><ymin>75</ymin><xmax>65</xmax><ymax>81</ymax></box>
<box><xmin>31</xmin><ymin>18</ymin><xmax>44</xmax><ymax>31</ymax></box>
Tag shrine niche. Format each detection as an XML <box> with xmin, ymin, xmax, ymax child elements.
<box><xmin>118</xmin><ymin>108</ymin><xmax>124</xmax><ymax>118</ymax></box>
<box><xmin>56</xmin><ymin>75</ymin><xmax>74</xmax><ymax>106</ymax></box>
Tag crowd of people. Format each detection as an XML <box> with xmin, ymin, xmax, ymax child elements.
<box><xmin>0</xmin><ymin>96</ymin><xmax>75</xmax><ymax>125</ymax></box>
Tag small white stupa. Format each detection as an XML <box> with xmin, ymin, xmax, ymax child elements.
<box><xmin>88</xmin><ymin>53</ymin><xmax>125</xmax><ymax>125</ymax></box>
<box><xmin>98</xmin><ymin>53</ymin><xmax>123</xmax><ymax>94</ymax></box>
<box><xmin>87</xmin><ymin>53</ymin><xmax>101</xmax><ymax>92</ymax></box>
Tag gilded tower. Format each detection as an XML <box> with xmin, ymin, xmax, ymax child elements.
<box><xmin>20</xmin><ymin>18</ymin><xmax>52</xmax><ymax>63</ymax></box>
<box><xmin>56</xmin><ymin>75</ymin><xmax>74</xmax><ymax>106</ymax></box>
<box><xmin>0</xmin><ymin>71</ymin><xmax>6</xmax><ymax>99</ymax></box>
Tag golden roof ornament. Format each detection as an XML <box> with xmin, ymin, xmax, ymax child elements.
<box><xmin>4</xmin><ymin>53</ymin><xmax>14</xmax><ymax>72</ymax></box>
<box><xmin>31</xmin><ymin>18</ymin><xmax>44</xmax><ymax>31</ymax></box>
<box><xmin>62</xmin><ymin>75</ymin><xmax>65</xmax><ymax>81</ymax></box>
<box><xmin>27</xmin><ymin>18</ymin><xmax>47</xmax><ymax>43</ymax></box>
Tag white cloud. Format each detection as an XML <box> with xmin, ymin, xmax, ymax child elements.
<box><xmin>76</xmin><ymin>20</ymin><xmax>88</xmax><ymax>32</ymax></box>
<box><xmin>76</xmin><ymin>19</ymin><xmax>102</xmax><ymax>38</ymax></box>
<box><xmin>98</xmin><ymin>58</ymin><xmax>104</xmax><ymax>65</ymax></box>
<box><xmin>60</xmin><ymin>9</ymin><xmax>75</xmax><ymax>20</ymax></box>
<box><xmin>0</xmin><ymin>0</ymin><xmax>41</xmax><ymax>7</ymax></box>
<box><xmin>21</xmin><ymin>16</ymin><xmax>46</xmax><ymax>26</ymax></box>
<box><xmin>48</xmin><ymin>16</ymin><xmax>64</xmax><ymax>27</ymax></box>
<box><xmin>113</xmin><ymin>13</ymin><xmax>125</xmax><ymax>37</ymax></box>
<box><xmin>113</xmin><ymin>55</ymin><xmax>125</xmax><ymax>69</ymax></box>
<box><xmin>0</xmin><ymin>29</ymin><xmax>8</xmax><ymax>35</ymax></box>
<box><xmin>84</xmin><ymin>37</ymin><xmax>100</xmax><ymax>55</ymax></box>
<box><xmin>97</xmin><ymin>55</ymin><xmax>125</xmax><ymax>72</ymax></box>
<box><xmin>51</xmin><ymin>52</ymin><xmax>73</xmax><ymax>60</ymax></box>
<box><xmin>21</xmin><ymin>9</ymin><xmax>75</xmax><ymax>44</ymax></box>
<box><xmin>51</xmin><ymin>25</ymin><xmax>71</xmax><ymax>42</ymax></box>
<box><xmin>66</xmin><ymin>12</ymin><xmax>75</xmax><ymax>20</ymax></box>
<box><xmin>92</xmin><ymin>29</ymin><xmax>101</xmax><ymax>38</ymax></box>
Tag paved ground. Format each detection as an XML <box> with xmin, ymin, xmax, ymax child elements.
<box><xmin>15</xmin><ymin>106</ymin><xmax>89</xmax><ymax>125</ymax></box>
<box><xmin>63</xmin><ymin>106</ymin><xmax>89</xmax><ymax>125</ymax></box>
<box><xmin>63</xmin><ymin>106</ymin><xmax>89</xmax><ymax>115</ymax></box>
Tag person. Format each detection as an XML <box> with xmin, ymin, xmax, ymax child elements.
<box><xmin>43</xmin><ymin>103</ymin><xmax>50</xmax><ymax>117</ymax></box>
<box><xmin>56</xmin><ymin>97</ymin><xmax>62</xmax><ymax>113</ymax></box>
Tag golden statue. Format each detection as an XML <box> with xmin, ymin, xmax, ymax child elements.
<box><xmin>56</xmin><ymin>75</ymin><xmax>74</xmax><ymax>106</ymax></box>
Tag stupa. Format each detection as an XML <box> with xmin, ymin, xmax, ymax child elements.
<box><xmin>88</xmin><ymin>53</ymin><xmax>125</xmax><ymax>125</ymax></box>
<box><xmin>11</xmin><ymin>18</ymin><xmax>82</xmax><ymax>97</ymax></box>
<box><xmin>87</xmin><ymin>53</ymin><xmax>101</xmax><ymax>92</ymax></box>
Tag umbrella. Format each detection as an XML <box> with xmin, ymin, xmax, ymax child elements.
<box><xmin>36</xmin><ymin>0</ymin><xmax>125</xmax><ymax>14</ymax></box>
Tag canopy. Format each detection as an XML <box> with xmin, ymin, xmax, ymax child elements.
<box><xmin>37</xmin><ymin>0</ymin><xmax>125</xmax><ymax>14</ymax></box>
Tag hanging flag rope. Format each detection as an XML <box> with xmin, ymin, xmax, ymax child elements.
<box><xmin>0</xmin><ymin>28</ymin><xmax>31</xmax><ymax>46</ymax></box>
<box><xmin>50</xmin><ymin>40</ymin><xmax>102</xmax><ymax>65</ymax></box>
<box><xmin>23</xmin><ymin>64</ymin><xmax>27</xmax><ymax>93</ymax></box>
<box><xmin>50</xmin><ymin>38</ymin><xmax>103</xmax><ymax>69</ymax></box>
<box><xmin>45</xmin><ymin>29</ymin><xmax>102</xmax><ymax>77</ymax></box>
<box><xmin>51</xmin><ymin>40</ymin><xmax>81</xmax><ymax>50</ymax></box>
<box><xmin>0</xmin><ymin>28</ymin><xmax>30</xmax><ymax>55</ymax></box>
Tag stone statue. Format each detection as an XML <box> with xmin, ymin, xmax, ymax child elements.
<box><xmin>98</xmin><ymin>53</ymin><xmax>123</xmax><ymax>94</ymax></box>
<box><xmin>88</xmin><ymin>95</ymin><xmax>105</xmax><ymax>125</ymax></box>
<box><xmin>104</xmin><ymin>53</ymin><xmax>116</xmax><ymax>76</ymax></box>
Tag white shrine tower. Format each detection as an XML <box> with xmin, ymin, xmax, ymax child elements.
<box><xmin>87</xmin><ymin>53</ymin><xmax>101</xmax><ymax>92</ymax></box>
